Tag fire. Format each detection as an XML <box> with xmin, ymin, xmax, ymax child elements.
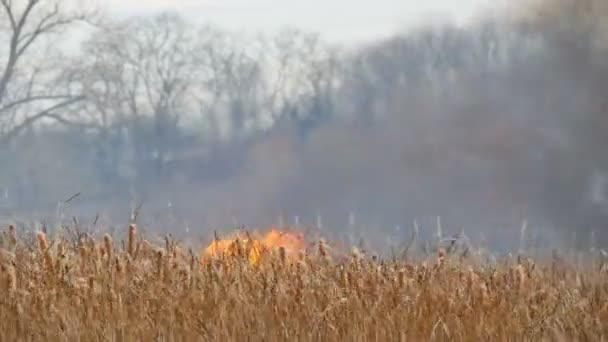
<box><xmin>201</xmin><ymin>229</ymin><xmax>306</xmax><ymax>265</ymax></box>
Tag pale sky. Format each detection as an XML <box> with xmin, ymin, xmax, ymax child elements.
<box><xmin>103</xmin><ymin>0</ymin><xmax>495</xmax><ymax>44</ymax></box>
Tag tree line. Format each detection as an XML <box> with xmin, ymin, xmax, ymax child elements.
<box><xmin>1</xmin><ymin>0</ymin><xmax>607</xmax><ymax>246</ymax></box>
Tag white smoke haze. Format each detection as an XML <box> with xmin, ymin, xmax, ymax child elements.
<box><xmin>0</xmin><ymin>0</ymin><xmax>607</xmax><ymax>254</ymax></box>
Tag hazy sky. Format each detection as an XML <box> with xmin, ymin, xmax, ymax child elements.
<box><xmin>104</xmin><ymin>0</ymin><xmax>494</xmax><ymax>44</ymax></box>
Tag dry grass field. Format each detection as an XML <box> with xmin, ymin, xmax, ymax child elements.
<box><xmin>0</xmin><ymin>224</ymin><xmax>607</xmax><ymax>341</ymax></box>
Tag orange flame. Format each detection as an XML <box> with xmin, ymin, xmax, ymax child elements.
<box><xmin>201</xmin><ymin>229</ymin><xmax>305</xmax><ymax>265</ymax></box>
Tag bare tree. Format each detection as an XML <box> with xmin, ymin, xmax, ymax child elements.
<box><xmin>72</xmin><ymin>12</ymin><xmax>197</xmax><ymax>185</ymax></box>
<box><xmin>257</xmin><ymin>29</ymin><xmax>342</xmax><ymax>136</ymax></box>
<box><xmin>0</xmin><ymin>0</ymin><xmax>94</xmax><ymax>145</ymax></box>
<box><xmin>193</xmin><ymin>28</ymin><xmax>266</xmax><ymax>142</ymax></box>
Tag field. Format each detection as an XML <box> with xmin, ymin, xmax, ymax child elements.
<box><xmin>0</xmin><ymin>224</ymin><xmax>607</xmax><ymax>341</ymax></box>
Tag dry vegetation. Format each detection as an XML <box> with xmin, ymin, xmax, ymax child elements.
<box><xmin>0</xmin><ymin>224</ymin><xmax>607</xmax><ymax>341</ymax></box>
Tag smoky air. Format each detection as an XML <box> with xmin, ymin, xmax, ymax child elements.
<box><xmin>0</xmin><ymin>0</ymin><xmax>606</xmax><ymax>252</ymax></box>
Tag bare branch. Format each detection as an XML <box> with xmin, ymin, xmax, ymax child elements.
<box><xmin>17</xmin><ymin>9</ymin><xmax>86</xmax><ymax>58</ymax></box>
<box><xmin>14</xmin><ymin>0</ymin><xmax>38</xmax><ymax>34</ymax></box>
<box><xmin>0</xmin><ymin>95</ymin><xmax>84</xmax><ymax>144</ymax></box>
<box><xmin>0</xmin><ymin>94</ymin><xmax>78</xmax><ymax>114</ymax></box>
<box><xmin>0</xmin><ymin>0</ymin><xmax>47</xmax><ymax>102</ymax></box>
<box><xmin>0</xmin><ymin>0</ymin><xmax>96</xmax><ymax>144</ymax></box>
<box><xmin>0</xmin><ymin>0</ymin><xmax>17</xmax><ymax>31</ymax></box>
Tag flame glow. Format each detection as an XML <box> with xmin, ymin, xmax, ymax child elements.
<box><xmin>201</xmin><ymin>229</ymin><xmax>306</xmax><ymax>265</ymax></box>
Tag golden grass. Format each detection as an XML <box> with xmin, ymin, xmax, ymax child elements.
<box><xmin>0</xmin><ymin>225</ymin><xmax>607</xmax><ymax>341</ymax></box>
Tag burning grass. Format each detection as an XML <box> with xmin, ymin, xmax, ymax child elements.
<box><xmin>201</xmin><ymin>229</ymin><xmax>305</xmax><ymax>266</ymax></box>
<box><xmin>0</xmin><ymin>224</ymin><xmax>607</xmax><ymax>341</ymax></box>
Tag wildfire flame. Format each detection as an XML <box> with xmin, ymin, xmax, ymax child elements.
<box><xmin>201</xmin><ymin>229</ymin><xmax>306</xmax><ymax>265</ymax></box>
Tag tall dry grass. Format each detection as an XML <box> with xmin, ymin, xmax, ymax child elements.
<box><xmin>0</xmin><ymin>224</ymin><xmax>607</xmax><ymax>341</ymax></box>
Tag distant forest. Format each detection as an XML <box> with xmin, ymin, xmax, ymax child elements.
<box><xmin>1</xmin><ymin>0</ymin><xmax>607</xmax><ymax>248</ymax></box>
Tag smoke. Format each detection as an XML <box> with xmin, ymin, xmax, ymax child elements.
<box><xmin>2</xmin><ymin>0</ymin><xmax>607</xmax><ymax>251</ymax></box>
<box><xmin>177</xmin><ymin>0</ymin><xmax>608</xmax><ymax>248</ymax></box>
